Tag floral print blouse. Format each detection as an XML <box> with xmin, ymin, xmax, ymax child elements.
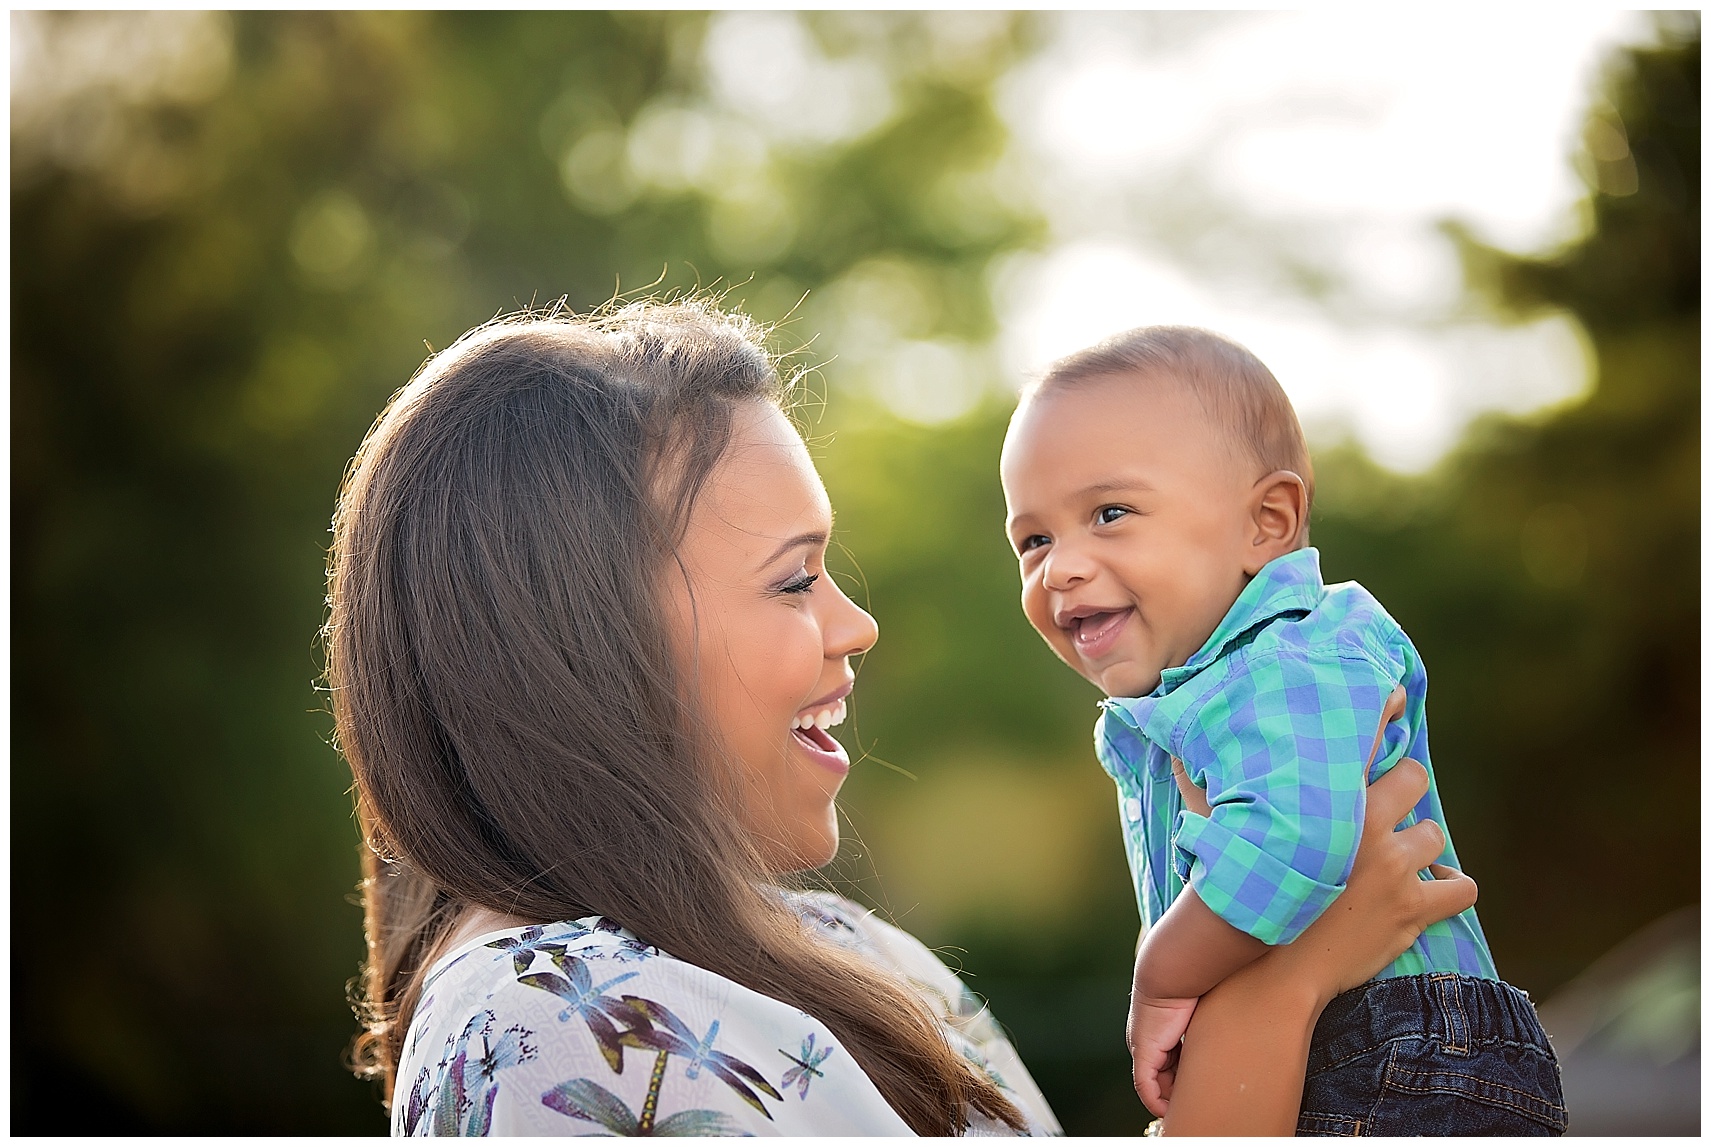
<box><xmin>393</xmin><ymin>891</ymin><xmax>1062</xmax><ymax>1136</ymax></box>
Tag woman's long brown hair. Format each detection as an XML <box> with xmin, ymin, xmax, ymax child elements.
<box><xmin>326</xmin><ymin>300</ymin><xmax>1023</xmax><ymax>1136</ymax></box>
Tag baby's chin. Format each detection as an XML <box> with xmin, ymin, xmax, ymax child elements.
<box><xmin>1095</xmin><ymin>661</ymin><xmax>1163</xmax><ymax>700</ymax></box>
<box><xmin>1056</xmin><ymin>638</ymin><xmax>1161</xmax><ymax>698</ymax></box>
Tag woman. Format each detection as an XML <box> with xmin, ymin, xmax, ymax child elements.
<box><xmin>327</xmin><ymin>300</ymin><xmax>1474</xmax><ymax>1136</ymax></box>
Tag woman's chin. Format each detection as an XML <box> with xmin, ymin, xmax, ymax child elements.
<box><xmin>762</xmin><ymin>818</ymin><xmax>840</xmax><ymax>875</ymax></box>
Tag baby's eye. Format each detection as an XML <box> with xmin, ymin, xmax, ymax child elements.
<box><xmin>1096</xmin><ymin>505</ymin><xmax>1130</xmax><ymax>525</ymax></box>
<box><xmin>1017</xmin><ymin>534</ymin><xmax>1051</xmax><ymax>555</ymax></box>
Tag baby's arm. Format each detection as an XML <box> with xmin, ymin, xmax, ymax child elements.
<box><xmin>1135</xmin><ymin>680</ymin><xmax>1415</xmax><ymax>1117</ymax></box>
<box><xmin>1127</xmin><ymin>887</ymin><xmax>1267</xmax><ymax>1115</ymax></box>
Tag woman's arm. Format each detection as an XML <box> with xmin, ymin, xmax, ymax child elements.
<box><xmin>1156</xmin><ymin>757</ymin><xmax>1478</xmax><ymax>1135</ymax></box>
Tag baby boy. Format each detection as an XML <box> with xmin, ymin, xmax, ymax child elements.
<box><xmin>999</xmin><ymin>327</ymin><xmax>1565</xmax><ymax>1134</ymax></box>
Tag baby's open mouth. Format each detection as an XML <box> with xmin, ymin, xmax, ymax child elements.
<box><xmin>1070</xmin><ymin>608</ymin><xmax>1132</xmax><ymax>657</ymax></box>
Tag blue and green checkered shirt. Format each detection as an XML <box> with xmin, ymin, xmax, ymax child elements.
<box><xmin>1096</xmin><ymin>548</ymin><xmax>1496</xmax><ymax>980</ymax></box>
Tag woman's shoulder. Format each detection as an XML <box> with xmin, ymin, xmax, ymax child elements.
<box><xmin>784</xmin><ymin>891</ymin><xmax>1064</xmax><ymax>1137</ymax></box>
<box><xmin>394</xmin><ymin>914</ymin><xmax>915</xmax><ymax>1137</ymax></box>
<box><xmin>786</xmin><ymin>890</ymin><xmax>976</xmax><ymax>1015</ymax></box>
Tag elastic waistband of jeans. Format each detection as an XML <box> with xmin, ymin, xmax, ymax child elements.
<box><xmin>1307</xmin><ymin>973</ymin><xmax>1550</xmax><ymax>1071</ymax></box>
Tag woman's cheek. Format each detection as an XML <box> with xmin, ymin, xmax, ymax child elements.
<box><xmin>782</xmin><ymin>606</ymin><xmax>827</xmax><ymax>686</ymax></box>
<box><xmin>740</xmin><ymin>609</ymin><xmax>821</xmax><ymax>743</ymax></box>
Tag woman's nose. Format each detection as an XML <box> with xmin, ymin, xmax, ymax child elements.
<box><xmin>827</xmin><ymin>577</ymin><xmax>879</xmax><ymax>659</ymax></box>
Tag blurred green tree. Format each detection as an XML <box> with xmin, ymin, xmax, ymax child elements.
<box><xmin>1310</xmin><ymin>23</ymin><xmax>1698</xmax><ymax>994</ymax></box>
<box><xmin>10</xmin><ymin>9</ymin><xmax>1696</xmax><ymax>1137</ymax></box>
<box><xmin>818</xmin><ymin>20</ymin><xmax>1699</xmax><ymax>1129</ymax></box>
<box><xmin>11</xmin><ymin>11</ymin><xmax>1040</xmax><ymax>1132</ymax></box>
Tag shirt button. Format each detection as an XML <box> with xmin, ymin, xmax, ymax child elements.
<box><xmin>1124</xmin><ymin>797</ymin><xmax>1143</xmax><ymax>823</ymax></box>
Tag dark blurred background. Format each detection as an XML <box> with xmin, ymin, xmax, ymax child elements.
<box><xmin>11</xmin><ymin>12</ymin><xmax>1697</xmax><ymax>1134</ymax></box>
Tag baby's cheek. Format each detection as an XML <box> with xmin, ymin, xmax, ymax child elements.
<box><xmin>1020</xmin><ymin>589</ymin><xmax>1055</xmax><ymax>641</ymax></box>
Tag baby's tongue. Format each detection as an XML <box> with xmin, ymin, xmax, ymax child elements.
<box><xmin>1076</xmin><ymin>610</ymin><xmax>1125</xmax><ymax>645</ymax></box>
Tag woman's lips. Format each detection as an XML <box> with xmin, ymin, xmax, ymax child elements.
<box><xmin>791</xmin><ymin>722</ymin><xmax>851</xmax><ymax>776</ymax></box>
<box><xmin>1071</xmin><ymin>608</ymin><xmax>1132</xmax><ymax>661</ymax></box>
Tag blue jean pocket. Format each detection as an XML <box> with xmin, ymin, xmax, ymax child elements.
<box><xmin>1300</xmin><ymin>1039</ymin><xmax>1567</xmax><ymax>1136</ymax></box>
<box><xmin>1297</xmin><ymin>1110</ymin><xmax>1368</xmax><ymax>1136</ymax></box>
<box><xmin>1372</xmin><ymin>1040</ymin><xmax>1568</xmax><ymax>1136</ymax></box>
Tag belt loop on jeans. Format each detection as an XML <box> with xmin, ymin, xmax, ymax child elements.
<box><xmin>1431</xmin><ymin>974</ymin><xmax>1471</xmax><ymax>1055</ymax></box>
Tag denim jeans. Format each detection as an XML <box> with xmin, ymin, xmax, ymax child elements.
<box><xmin>1297</xmin><ymin>973</ymin><xmax>1568</xmax><ymax>1136</ymax></box>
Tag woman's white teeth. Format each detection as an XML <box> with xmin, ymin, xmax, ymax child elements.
<box><xmin>793</xmin><ymin>700</ymin><xmax>847</xmax><ymax>731</ymax></box>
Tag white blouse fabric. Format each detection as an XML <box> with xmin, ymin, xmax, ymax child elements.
<box><xmin>393</xmin><ymin>891</ymin><xmax>1062</xmax><ymax>1136</ymax></box>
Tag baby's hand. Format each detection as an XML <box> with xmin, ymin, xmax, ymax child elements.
<box><xmin>1127</xmin><ymin>989</ymin><xmax>1199</xmax><ymax>1116</ymax></box>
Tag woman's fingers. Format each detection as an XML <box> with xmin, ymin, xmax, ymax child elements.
<box><xmin>1378</xmin><ymin>684</ymin><xmax>1408</xmax><ymax>729</ymax></box>
<box><xmin>1171</xmin><ymin>757</ymin><xmax>1211</xmax><ymax>818</ymax></box>
<box><xmin>1393</xmin><ymin>817</ymin><xmax>1447</xmax><ymax>869</ymax></box>
<box><xmin>1421</xmin><ymin>865</ymin><xmax>1479</xmax><ymax>918</ymax></box>
<box><xmin>1365</xmin><ymin>685</ymin><xmax>1408</xmax><ymax>768</ymax></box>
<box><xmin>1365</xmin><ymin>757</ymin><xmax>1428</xmax><ymax>830</ymax></box>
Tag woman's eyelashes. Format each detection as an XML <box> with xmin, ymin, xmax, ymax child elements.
<box><xmin>776</xmin><ymin>571</ymin><xmax>819</xmax><ymax>595</ymax></box>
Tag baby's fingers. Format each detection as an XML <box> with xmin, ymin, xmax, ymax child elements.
<box><xmin>1134</xmin><ymin>1057</ymin><xmax>1169</xmax><ymax>1117</ymax></box>
<box><xmin>1155</xmin><ymin>1044</ymin><xmax>1180</xmax><ymax>1114</ymax></box>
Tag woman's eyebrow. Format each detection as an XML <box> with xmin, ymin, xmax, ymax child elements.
<box><xmin>758</xmin><ymin>531</ymin><xmax>828</xmax><ymax>569</ymax></box>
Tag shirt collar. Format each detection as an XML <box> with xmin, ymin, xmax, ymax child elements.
<box><xmin>1104</xmin><ymin>547</ymin><xmax>1326</xmax><ymax>709</ymax></box>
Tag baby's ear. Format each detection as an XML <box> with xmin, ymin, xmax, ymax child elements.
<box><xmin>1244</xmin><ymin>470</ymin><xmax>1308</xmax><ymax>574</ymax></box>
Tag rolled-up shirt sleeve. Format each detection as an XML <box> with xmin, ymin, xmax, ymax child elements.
<box><xmin>1167</xmin><ymin>646</ymin><xmax>1406</xmax><ymax>946</ymax></box>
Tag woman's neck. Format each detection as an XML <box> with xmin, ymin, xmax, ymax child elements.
<box><xmin>438</xmin><ymin>904</ymin><xmax>537</xmax><ymax>958</ymax></box>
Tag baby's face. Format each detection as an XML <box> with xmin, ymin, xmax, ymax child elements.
<box><xmin>1000</xmin><ymin>372</ymin><xmax>1261</xmax><ymax>698</ymax></box>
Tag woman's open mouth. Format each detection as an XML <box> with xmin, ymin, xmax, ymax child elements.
<box><xmin>791</xmin><ymin>696</ymin><xmax>850</xmax><ymax>774</ymax></box>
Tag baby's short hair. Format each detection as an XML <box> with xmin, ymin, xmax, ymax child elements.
<box><xmin>1032</xmin><ymin>325</ymin><xmax>1314</xmax><ymax>510</ymax></box>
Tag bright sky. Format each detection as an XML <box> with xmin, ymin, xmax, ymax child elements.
<box><xmin>992</xmin><ymin>10</ymin><xmax>1654</xmax><ymax>470</ymax></box>
<box><xmin>16</xmin><ymin>11</ymin><xmax>1657</xmax><ymax>472</ymax></box>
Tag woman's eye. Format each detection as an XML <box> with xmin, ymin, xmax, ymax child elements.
<box><xmin>1018</xmin><ymin>534</ymin><xmax>1050</xmax><ymax>555</ymax></box>
<box><xmin>778</xmin><ymin>572</ymin><xmax>819</xmax><ymax>595</ymax></box>
<box><xmin>1096</xmin><ymin>506</ymin><xmax>1129</xmax><ymax>525</ymax></box>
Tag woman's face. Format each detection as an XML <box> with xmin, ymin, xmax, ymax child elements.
<box><xmin>664</xmin><ymin>401</ymin><xmax>879</xmax><ymax>873</ymax></box>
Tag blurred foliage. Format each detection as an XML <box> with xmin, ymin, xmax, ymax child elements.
<box><xmin>10</xmin><ymin>9</ymin><xmax>1697</xmax><ymax>1136</ymax></box>
<box><xmin>11</xmin><ymin>11</ymin><xmax>1041</xmax><ymax>1133</ymax></box>
<box><xmin>1312</xmin><ymin>26</ymin><xmax>1698</xmax><ymax>995</ymax></box>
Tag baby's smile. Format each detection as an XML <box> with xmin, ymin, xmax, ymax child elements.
<box><xmin>1001</xmin><ymin>370</ymin><xmax>1283</xmax><ymax>700</ymax></box>
<box><xmin>1058</xmin><ymin>603</ymin><xmax>1135</xmax><ymax>662</ymax></box>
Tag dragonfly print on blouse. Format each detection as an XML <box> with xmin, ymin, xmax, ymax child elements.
<box><xmin>516</xmin><ymin>948</ymin><xmax>644</xmax><ymax>1071</ymax></box>
<box><xmin>401</xmin><ymin>1011</ymin><xmax>537</xmax><ymax>1137</ymax></box>
<box><xmin>486</xmin><ymin>924</ymin><xmax>589</xmax><ymax>975</ymax></box>
<box><xmin>537</xmin><ymin>996</ymin><xmax>783</xmax><ymax>1135</ymax></box>
<box><xmin>778</xmin><ymin>1033</ymin><xmax>836</xmax><ymax>1100</ymax></box>
<box><xmin>539</xmin><ymin>1076</ymin><xmax>748</xmax><ymax>1137</ymax></box>
<box><xmin>592</xmin><ymin>915</ymin><xmax>664</xmax><ymax>963</ymax></box>
<box><xmin>621</xmin><ymin>997</ymin><xmax>784</xmax><ymax>1116</ymax></box>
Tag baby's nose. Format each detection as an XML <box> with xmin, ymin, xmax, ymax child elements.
<box><xmin>1042</xmin><ymin>545</ymin><xmax>1094</xmax><ymax>589</ymax></box>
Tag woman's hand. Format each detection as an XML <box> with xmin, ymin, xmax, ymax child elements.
<box><xmin>1156</xmin><ymin>686</ymin><xmax>1479</xmax><ymax>1135</ymax></box>
<box><xmin>1169</xmin><ymin>684</ymin><xmax>1477</xmax><ymax>1008</ymax></box>
<box><xmin>1265</xmin><ymin>757</ymin><xmax>1477</xmax><ymax>1005</ymax></box>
